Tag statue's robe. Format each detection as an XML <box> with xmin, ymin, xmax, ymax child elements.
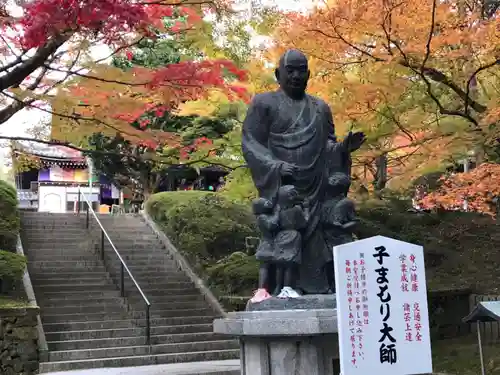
<box><xmin>242</xmin><ymin>89</ymin><xmax>337</xmax><ymax>293</ymax></box>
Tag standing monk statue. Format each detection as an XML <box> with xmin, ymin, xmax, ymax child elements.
<box><xmin>242</xmin><ymin>49</ymin><xmax>365</xmax><ymax>302</ymax></box>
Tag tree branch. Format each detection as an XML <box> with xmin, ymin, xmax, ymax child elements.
<box><xmin>465</xmin><ymin>58</ymin><xmax>500</xmax><ymax>114</ymax></box>
<box><xmin>0</xmin><ymin>34</ymin><xmax>70</xmax><ymax>91</ymax></box>
<box><xmin>1</xmin><ymin>135</ymin><xmax>241</xmax><ymax>170</ymax></box>
<box><xmin>421</xmin><ymin>0</ymin><xmax>436</xmax><ymax>71</ymax></box>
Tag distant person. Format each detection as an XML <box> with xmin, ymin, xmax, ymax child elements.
<box><xmin>216</xmin><ymin>176</ymin><xmax>225</xmax><ymax>191</ymax></box>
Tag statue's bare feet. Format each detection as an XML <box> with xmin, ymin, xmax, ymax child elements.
<box><xmin>277</xmin><ymin>286</ymin><xmax>301</xmax><ymax>299</ymax></box>
<box><xmin>250</xmin><ymin>288</ymin><xmax>272</xmax><ymax>303</ymax></box>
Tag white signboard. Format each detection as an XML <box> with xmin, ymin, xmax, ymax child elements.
<box><xmin>334</xmin><ymin>236</ymin><xmax>432</xmax><ymax>375</ymax></box>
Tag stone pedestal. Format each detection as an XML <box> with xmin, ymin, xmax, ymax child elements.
<box><xmin>214</xmin><ymin>305</ymin><xmax>339</xmax><ymax>375</ymax></box>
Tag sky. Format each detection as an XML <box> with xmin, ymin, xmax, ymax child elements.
<box><xmin>0</xmin><ymin>0</ymin><xmax>315</xmax><ymax>167</ymax></box>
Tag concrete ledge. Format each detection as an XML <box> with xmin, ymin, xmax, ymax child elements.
<box><xmin>247</xmin><ymin>294</ymin><xmax>336</xmax><ymax>311</ymax></box>
<box><xmin>43</xmin><ymin>359</ymin><xmax>240</xmax><ymax>375</ymax></box>
<box><xmin>16</xmin><ymin>234</ymin><xmax>49</xmax><ymax>362</ymax></box>
<box><xmin>140</xmin><ymin>211</ymin><xmax>227</xmax><ymax>317</ymax></box>
<box><xmin>214</xmin><ymin>309</ymin><xmax>338</xmax><ymax>337</ymax></box>
<box><xmin>0</xmin><ymin>306</ymin><xmax>39</xmax><ymax>317</ymax></box>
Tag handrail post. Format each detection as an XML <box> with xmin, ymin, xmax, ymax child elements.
<box><xmin>146</xmin><ymin>304</ymin><xmax>151</xmax><ymax>346</ymax></box>
<box><xmin>120</xmin><ymin>264</ymin><xmax>125</xmax><ymax>297</ymax></box>
<box><xmin>77</xmin><ymin>188</ymin><xmax>81</xmax><ymax>214</ymax></box>
<box><xmin>86</xmin><ymin>203</ymin><xmax>89</xmax><ymax>229</ymax></box>
<box><xmin>100</xmin><ymin>230</ymin><xmax>105</xmax><ymax>260</ymax></box>
<box><xmin>78</xmin><ymin>190</ymin><xmax>151</xmax><ymax>337</ymax></box>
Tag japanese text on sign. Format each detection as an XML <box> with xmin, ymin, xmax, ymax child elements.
<box><xmin>334</xmin><ymin>236</ymin><xmax>433</xmax><ymax>375</ymax></box>
<box><xmin>374</xmin><ymin>246</ymin><xmax>397</xmax><ymax>365</ymax></box>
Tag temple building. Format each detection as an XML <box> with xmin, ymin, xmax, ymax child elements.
<box><xmin>11</xmin><ymin>141</ymin><xmax>111</xmax><ymax>213</ymax></box>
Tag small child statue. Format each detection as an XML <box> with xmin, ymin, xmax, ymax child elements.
<box><xmin>321</xmin><ymin>172</ymin><xmax>358</xmax><ymax>293</ymax></box>
<box><xmin>274</xmin><ymin>185</ymin><xmax>308</xmax><ymax>299</ymax></box>
<box><xmin>322</xmin><ymin>173</ymin><xmax>357</xmax><ymax>230</ymax></box>
<box><xmin>250</xmin><ymin>197</ymin><xmax>279</xmax><ymax>303</ymax></box>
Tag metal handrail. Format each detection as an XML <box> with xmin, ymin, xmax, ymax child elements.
<box><xmin>77</xmin><ymin>189</ymin><xmax>151</xmax><ymax>346</ymax></box>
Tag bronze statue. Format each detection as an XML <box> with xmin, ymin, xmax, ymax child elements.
<box><xmin>242</xmin><ymin>49</ymin><xmax>365</xmax><ymax>302</ymax></box>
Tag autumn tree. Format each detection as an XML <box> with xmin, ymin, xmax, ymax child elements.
<box><xmin>273</xmin><ymin>0</ymin><xmax>500</xmax><ymax>191</ymax></box>
<box><xmin>57</xmin><ymin>17</ymin><xmax>253</xmax><ymax>197</ymax></box>
<box><xmin>0</xmin><ymin>0</ymin><xmax>248</xmax><ymax>147</ymax></box>
<box><xmin>88</xmin><ymin>110</ymin><xmax>240</xmax><ymax>198</ymax></box>
<box><xmin>420</xmin><ymin>163</ymin><xmax>500</xmax><ymax>216</ymax></box>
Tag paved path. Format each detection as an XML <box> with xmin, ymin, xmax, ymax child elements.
<box><xmin>44</xmin><ymin>360</ymin><xmax>240</xmax><ymax>375</ymax></box>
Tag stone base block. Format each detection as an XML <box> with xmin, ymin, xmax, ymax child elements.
<box><xmin>246</xmin><ymin>294</ymin><xmax>336</xmax><ymax>312</ymax></box>
<box><xmin>214</xmin><ymin>309</ymin><xmax>339</xmax><ymax>375</ymax></box>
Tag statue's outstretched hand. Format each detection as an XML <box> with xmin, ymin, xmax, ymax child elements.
<box><xmin>345</xmin><ymin>131</ymin><xmax>366</xmax><ymax>152</ymax></box>
<box><xmin>280</xmin><ymin>163</ymin><xmax>297</xmax><ymax>177</ymax></box>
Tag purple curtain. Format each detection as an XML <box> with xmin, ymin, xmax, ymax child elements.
<box><xmin>38</xmin><ymin>169</ymin><xmax>50</xmax><ymax>181</ymax></box>
<box><xmin>101</xmin><ymin>185</ymin><xmax>112</xmax><ymax>199</ymax></box>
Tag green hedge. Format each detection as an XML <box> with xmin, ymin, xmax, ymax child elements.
<box><xmin>0</xmin><ymin>250</ymin><xmax>26</xmax><ymax>281</ymax></box>
<box><xmin>148</xmin><ymin>191</ymin><xmax>500</xmax><ymax>304</ymax></box>
<box><xmin>205</xmin><ymin>252</ymin><xmax>259</xmax><ymax>296</ymax></box>
<box><xmin>0</xmin><ymin>180</ymin><xmax>20</xmax><ymax>252</ymax></box>
<box><xmin>146</xmin><ymin>191</ymin><xmax>258</xmax><ymax>273</ymax></box>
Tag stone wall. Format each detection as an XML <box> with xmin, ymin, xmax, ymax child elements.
<box><xmin>0</xmin><ymin>307</ymin><xmax>39</xmax><ymax>375</ymax></box>
<box><xmin>427</xmin><ymin>288</ymin><xmax>472</xmax><ymax>339</ymax></box>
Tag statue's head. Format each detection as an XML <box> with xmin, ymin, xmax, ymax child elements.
<box><xmin>327</xmin><ymin>173</ymin><xmax>351</xmax><ymax>197</ymax></box>
<box><xmin>252</xmin><ymin>197</ymin><xmax>274</xmax><ymax>215</ymax></box>
<box><xmin>278</xmin><ymin>184</ymin><xmax>300</xmax><ymax>207</ymax></box>
<box><xmin>275</xmin><ymin>49</ymin><xmax>310</xmax><ymax>100</ymax></box>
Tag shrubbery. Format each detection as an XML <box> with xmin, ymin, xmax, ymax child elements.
<box><xmin>146</xmin><ymin>191</ymin><xmax>258</xmax><ymax>277</ymax></box>
<box><xmin>205</xmin><ymin>252</ymin><xmax>259</xmax><ymax>296</ymax></box>
<box><xmin>148</xmin><ymin>189</ymin><xmax>500</xmax><ymax>303</ymax></box>
<box><xmin>0</xmin><ymin>180</ymin><xmax>26</xmax><ymax>296</ymax></box>
<box><xmin>0</xmin><ymin>180</ymin><xmax>20</xmax><ymax>252</ymax></box>
<box><xmin>0</xmin><ymin>250</ymin><xmax>26</xmax><ymax>281</ymax></box>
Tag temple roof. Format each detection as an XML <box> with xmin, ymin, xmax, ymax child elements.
<box><xmin>12</xmin><ymin>141</ymin><xmax>86</xmax><ymax>167</ymax></box>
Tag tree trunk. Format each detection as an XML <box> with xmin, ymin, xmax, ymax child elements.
<box><xmin>374</xmin><ymin>153</ymin><xmax>388</xmax><ymax>192</ymax></box>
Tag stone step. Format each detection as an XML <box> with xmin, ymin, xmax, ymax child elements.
<box><xmin>125</xmin><ymin>275</ymin><xmax>191</xmax><ymax>284</ymax></box>
<box><xmin>105</xmin><ymin>256</ymin><xmax>173</xmax><ymax>266</ymax></box>
<box><xmin>32</xmin><ymin>277</ymin><xmax>113</xmax><ymax>286</ymax></box>
<box><xmin>28</xmin><ymin>255</ymin><xmax>102</xmax><ymax>262</ymax></box>
<box><xmin>35</xmin><ymin>283</ymin><xmax>119</xmax><ymax>292</ymax></box>
<box><xmin>23</xmin><ymin>229</ymin><xmax>153</xmax><ymax>235</ymax></box>
<box><xmin>138</xmin><ymin>301</ymin><xmax>207</xmax><ymax>312</ymax></box>
<box><xmin>42</xmin><ymin>312</ymin><xmax>131</xmax><ymax>324</ymax></box>
<box><xmin>123</xmin><ymin>281</ymin><xmax>194</xmax><ymax>289</ymax></box>
<box><xmin>48</xmin><ymin>332</ymin><xmax>226</xmax><ymax>351</ymax></box>
<box><xmin>127</xmin><ymin>270</ymin><xmax>186</xmax><ymax>278</ymax></box>
<box><xmin>38</xmin><ymin>298</ymin><xmax>126</xmax><ymax>308</ymax></box>
<box><xmin>25</xmin><ymin>250</ymin><xmax>98</xmax><ymax>257</ymax></box>
<box><xmin>48</xmin><ymin>340</ymin><xmax>238</xmax><ymax>361</ymax></box>
<box><xmin>118</xmin><ymin>255</ymin><xmax>174</xmax><ymax>264</ymax></box>
<box><xmin>39</xmin><ymin>349</ymin><xmax>240</xmax><ymax>372</ymax></box>
<box><xmin>104</xmin><ymin>242</ymin><xmax>160</xmax><ymax>248</ymax></box>
<box><xmin>28</xmin><ymin>266</ymin><xmax>107</xmax><ymax>274</ymax></box>
<box><xmin>43</xmin><ymin>319</ymin><xmax>137</xmax><ymax>332</ymax></box>
<box><xmin>134</xmin><ymin>287</ymin><xmax>200</xmax><ymax>296</ymax></box>
<box><xmin>43</xmin><ymin>317</ymin><xmax>215</xmax><ymax>333</ymax></box>
<box><xmin>41</xmin><ymin>304</ymin><xmax>128</xmax><ymax>315</ymax></box>
<box><xmin>24</xmin><ymin>238</ymin><xmax>159</xmax><ymax>246</ymax></box>
<box><xmin>29</xmin><ymin>260</ymin><xmax>103</xmax><ymax>269</ymax></box>
<box><xmin>127</xmin><ymin>265</ymin><xmax>182</xmax><ymax>273</ymax></box>
<box><xmin>128</xmin><ymin>294</ymin><xmax>203</xmax><ymax>304</ymax></box>
<box><xmin>105</xmin><ymin>250</ymin><xmax>170</xmax><ymax>258</ymax></box>
<box><xmin>22</xmin><ymin>223</ymin><xmax>86</xmax><ymax>228</ymax></box>
<box><xmin>45</xmin><ymin>323</ymin><xmax>214</xmax><ymax>342</ymax></box>
<box><xmin>39</xmin><ymin>290</ymin><xmax>122</xmax><ymax>299</ymax></box>
<box><xmin>133</xmin><ymin>308</ymin><xmax>215</xmax><ymax>319</ymax></box>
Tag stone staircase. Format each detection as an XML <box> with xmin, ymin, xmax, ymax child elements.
<box><xmin>21</xmin><ymin>212</ymin><xmax>238</xmax><ymax>373</ymax></box>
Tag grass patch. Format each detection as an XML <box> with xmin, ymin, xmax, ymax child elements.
<box><xmin>355</xmin><ymin>200</ymin><xmax>500</xmax><ymax>293</ymax></box>
<box><xmin>0</xmin><ymin>296</ymin><xmax>30</xmax><ymax>309</ymax></box>
<box><xmin>433</xmin><ymin>335</ymin><xmax>500</xmax><ymax>375</ymax></box>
